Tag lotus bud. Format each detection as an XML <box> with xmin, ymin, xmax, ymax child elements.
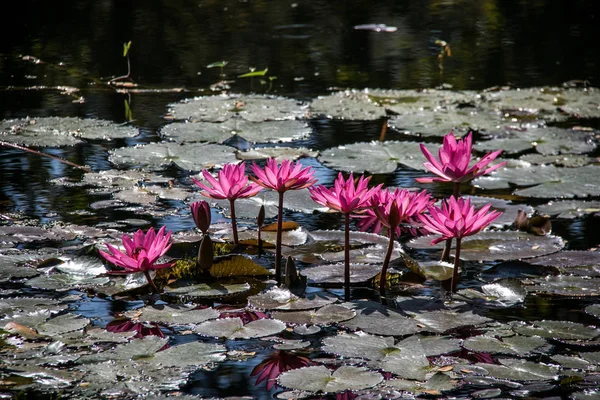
<box><xmin>257</xmin><ymin>205</ymin><xmax>265</xmax><ymax>227</ymax></box>
<box><xmin>191</xmin><ymin>201</ymin><xmax>211</xmax><ymax>235</ymax></box>
<box><xmin>388</xmin><ymin>199</ymin><xmax>401</xmax><ymax>228</ymax></box>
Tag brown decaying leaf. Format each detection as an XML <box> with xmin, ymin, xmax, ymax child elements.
<box><xmin>263</xmin><ymin>221</ymin><xmax>299</xmax><ymax>232</ymax></box>
<box><xmin>513</xmin><ymin>209</ymin><xmax>551</xmax><ymax>236</ymax></box>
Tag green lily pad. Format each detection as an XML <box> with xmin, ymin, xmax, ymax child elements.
<box><xmin>0</xmin><ymin>116</ymin><xmax>138</xmax><ymax>147</ymax></box>
<box><xmin>512</xmin><ymin>320</ymin><xmax>600</xmax><ymax>340</ymax></box>
<box><xmin>278</xmin><ymin>365</ymin><xmax>383</xmax><ymax>393</ymax></box>
<box><xmin>474</xmin><ymin>358</ymin><xmax>560</xmax><ymax>381</ymax></box>
<box><xmin>0</xmin><ymin>225</ymin><xmax>76</xmax><ymax>244</ymax></box>
<box><xmin>466</xmin><ymin>195</ymin><xmax>534</xmax><ymax>228</ymax></box>
<box><xmin>235</xmin><ymin>146</ymin><xmax>318</xmax><ymax>161</ymax></box>
<box><xmin>125</xmin><ymin>304</ymin><xmax>219</xmax><ymax>325</ymax></box>
<box><xmin>527</xmin><ymin>250</ymin><xmax>600</xmax><ymax>276</ymax></box>
<box><xmin>309</xmin><ymin>91</ymin><xmax>387</xmax><ymax>120</ymax></box>
<box><xmin>300</xmin><ymin>263</ymin><xmax>384</xmax><ymax>285</ymax></box>
<box><xmin>163</xmin><ymin>282</ymin><xmax>251</xmax><ymax>298</ymax></box>
<box><xmin>248</xmin><ymin>287</ymin><xmax>337</xmax><ymax>311</ymax></box>
<box><xmin>520</xmin><ymin>153</ymin><xmax>595</xmax><ymax>167</ymax></box>
<box><xmin>109</xmin><ymin>142</ymin><xmax>238</xmax><ymax>171</ymax></box>
<box><xmin>341</xmin><ymin>300</ymin><xmax>422</xmax><ymax>336</ymax></box>
<box><xmin>150</xmin><ymin>341</ymin><xmax>226</xmax><ymax>367</ymax></box>
<box><xmin>525</xmin><ymin>275</ymin><xmax>600</xmax><ymax>296</ymax></box>
<box><xmin>536</xmin><ymin>200</ymin><xmax>600</xmax><ymax>219</ymax></box>
<box><xmin>412</xmin><ymin>309</ymin><xmax>492</xmax><ymax>333</ymax></box>
<box><xmin>586</xmin><ymin>304</ymin><xmax>600</xmax><ymax>319</ymax></box>
<box><xmin>271</xmin><ymin>304</ymin><xmax>356</xmax><ymax>325</ymax></box>
<box><xmin>474</xmin><ymin>164</ymin><xmax>600</xmax><ymax>199</ymax></box>
<box><xmin>407</xmin><ymin>231</ymin><xmax>565</xmax><ymax>261</ymax></box>
<box><xmin>194</xmin><ymin>317</ymin><xmax>286</xmax><ymax>339</ymax></box>
<box><xmin>161</xmin><ymin>120</ymin><xmax>312</xmax><ymax>144</ymax></box>
<box><xmin>0</xmin><ymin>297</ymin><xmax>65</xmax><ymax>315</ymax></box>
<box><xmin>36</xmin><ymin>313</ymin><xmax>90</xmax><ymax>336</ymax></box>
<box><xmin>463</xmin><ymin>334</ymin><xmax>546</xmax><ymax>356</ymax></box>
<box><xmin>167</xmin><ymin>93</ymin><xmax>307</xmax><ymax>122</ymax></box>
<box><xmin>318</xmin><ymin>141</ymin><xmax>425</xmax><ymax>174</ymax></box>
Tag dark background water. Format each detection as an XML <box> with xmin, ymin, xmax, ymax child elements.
<box><xmin>1</xmin><ymin>1</ymin><xmax>600</xmax><ymax>398</ymax></box>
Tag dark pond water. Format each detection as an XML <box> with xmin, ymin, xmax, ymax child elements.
<box><xmin>1</xmin><ymin>1</ymin><xmax>600</xmax><ymax>399</ymax></box>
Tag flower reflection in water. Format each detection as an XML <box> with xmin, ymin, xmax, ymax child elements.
<box><xmin>251</xmin><ymin>350</ymin><xmax>312</xmax><ymax>390</ymax></box>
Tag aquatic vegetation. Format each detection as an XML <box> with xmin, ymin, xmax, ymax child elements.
<box><xmin>310</xmin><ymin>173</ymin><xmax>382</xmax><ymax>300</ymax></box>
<box><xmin>192</xmin><ymin>162</ymin><xmax>262</xmax><ymax>244</ymax></box>
<box><xmin>98</xmin><ymin>226</ymin><xmax>174</xmax><ymax>293</ymax></box>
<box><xmin>251</xmin><ymin>158</ymin><xmax>317</xmax><ymax>284</ymax></box>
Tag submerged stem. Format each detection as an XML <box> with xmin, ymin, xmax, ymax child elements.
<box><xmin>229</xmin><ymin>199</ymin><xmax>239</xmax><ymax>244</ymax></box>
<box><xmin>275</xmin><ymin>192</ymin><xmax>284</xmax><ymax>285</ymax></box>
<box><xmin>344</xmin><ymin>213</ymin><xmax>351</xmax><ymax>302</ymax></box>
<box><xmin>379</xmin><ymin>228</ymin><xmax>395</xmax><ymax>299</ymax></box>
<box><xmin>451</xmin><ymin>237</ymin><xmax>462</xmax><ymax>293</ymax></box>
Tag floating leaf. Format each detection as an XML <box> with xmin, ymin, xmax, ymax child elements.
<box><xmin>238</xmin><ymin>68</ymin><xmax>268</xmax><ymax>78</ymax></box>
<box><xmin>407</xmin><ymin>231</ymin><xmax>564</xmax><ymax>261</ymax></box>
<box><xmin>0</xmin><ymin>117</ymin><xmax>138</xmax><ymax>146</ymax></box>
<box><xmin>300</xmin><ymin>263</ymin><xmax>384</xmax><ymax>284</ymax></box>
<box><xmin>167</xmin><ymin>94</ymin><xmax>306</xmax><ymax>122</ymax></box>
<box><xmin>520</xmin><ymin>153</ymin><xmax>595</xmax><ymax>167</ymax></box>
<box><xmin>463</xmin><ymin>334</ymin><xmax>546</xmax><ymax>356</ymax></box>
<box><xmin>161</xmin><ymin>120</ymin><xmax>312</xmax><ymax>144</ymax></box>
<box><xmin>150</xmin><ymin>341</ymin><xmax>226</xmax><ymax>367</ymax></box>
<box><xmin>512</xmin><ymin>320</ymin><xmax>600</xmax><ymax>340</ymax></box>
<box><xmin>474</xmin><ymin>358</ymin><xmax>559</xmax><ymax>381</ymax></box>
<box><xmin>586</xmin><ymin>304</ymin><xmax>600</xmax><ymax>319</ymax></box>
<box><xmin>36</xmin><ymin>313</ymin><xmax>90</xmax><ymax>336</ymax></box>
<box><xmin>109</xmin><ymin>142</ymin><xmax>239</xmax><ymax>172</ymax></box>
<box><xmin>236</xmin><ymin>147</ymin><xmax>318</xmax><ymax>161</ymax></box>
<box><xmin>278</xmin><ymin>365</ymin><xmax>383</xmax><ymax>393</ymax></box>
<box><xmin>536</xmin><ymin>200</ymin><xmax>600</xmax><ymax>219</ymax></box>
<box><xmin>209</xmin><ymin>255</ymin><xmax>270</xmax><ymax>278</ymax></box>
<box><xmin>248</xmin><ymin>287</ymin><xmax>337</xmax><ymax>311</ymax></box>
<box><xmin>412</xmin><ymin>310</ymin><xmax>491</xmax><ymax>333</ymax></box>
<box><xmin>164</xmin><ymin>281</ymin><xmax>251</xmax><ymax>298</ymax></box>
<box><xmin>309</xmin><ymin>91</ymin><xmax>387</xmax><ymax>120</ymax></box>
<box><xmin>525</xmin><ymin>275</ymin><xmax>600</xmax><ymax>296</ymax></box>
<box><xmin>410</xmin><ymin>260</ymin><xmax>454</xmax><ymax>281</ymax></box>
<box><xmin>527</xmin><ymin>250</ymin><xmax>600</xmax><ymax>276</ymax></box>
<box><xmin>194</xmin><ymin>317</ymin><xmax>286</xmax><ymax>339</ymax></box>
<box><xmin>126</xmin><ymin>304</ymin><xmax>219</xmax><ymax>325</ymax></box>
<box><xmin>271</xmin><ymin>304</ymin><xmax>356</xmax><ymax>325</ymax></box>
<box><xmin>318</xmin><ymin>141</ymin><xmax>425</xmax><ymax>174</ymax></box>
<box><xmin>341</xmin><ymin>300</ymin><xmax>421</xmax><ymax>336</ymax></box>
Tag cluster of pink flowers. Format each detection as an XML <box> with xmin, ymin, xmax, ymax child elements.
<box><xmin>99</xmin><ymin>131</ymin><xmax>504</xmax><ymax>297</ymax></box>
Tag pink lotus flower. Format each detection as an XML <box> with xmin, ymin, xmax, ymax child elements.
<box><xmin>360</xmin><ymin>188</ymin><xmax>433</xmax><ymax>237</ymax></box>
<box><xmin>309</xmin><ymin>173</ymin><xmax>382</xmax><ymax>301</ymax></box>
<box><xmin>99</xmin><ymin>226</ymin><xmax>174</xmax><ymax>293</ymax></box>
<box><xmin>250</xmin><ymin>158</ymin><xmax>317</xmax><ymax>193</ymax></box>
<box><xmin>190</xmin><ymin>200</ymin><xmax>211</xmax><ymax>235</ymax></box>
<box><xmin>309</xmin><ymin>172</ymin><xmax>381</xmax><ymax>214</ymax></box>
<box><xmin>251</xmin><ymin>351</ymin><xmax>312</xmax><ymax>390</ymax></box>
<box><xmin>416</xmin><ymin>132</ymin><xmax>506</xmax><ymax>184</ymax></box>
<box><xmin>250</xmin><ymin>159</ymin><xmax>317</xmax><ymax>284</ymax></box>
<box><xmin>419</xmin><ymin>196</ymin><xmax>501</xmax><ymax>292</ymax></box>
<box><xmin>192</xmin><ymin>162</ymin><xmax>262</xmax><ymax>243</ymax></box>
<box><xmin>419</xmin><ymin>196</ymin><xmax>501</xmax><ymax>244</ymax></box>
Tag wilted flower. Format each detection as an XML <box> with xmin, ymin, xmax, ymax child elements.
<box><xmin>251</xmin><ymin>351</ymin><xmax>312</xmax><ymax>390</ymax></box>
<box><xmin>98</xmin><ymin>226</ymin><xmax>174</xmax><ymax>293</ymax></box>
<box><xmin>419</xmin><ymin>196</ymin><xmax>501</xmax><ymax>292</ymax></box>
<box><xmin>250</xmin><ymin>159</ymin><xmax>317</xmax><ymax>284</ymax></box>
<box><xmin>416</xmin><ymin>131</ymin><xmax>506</xmax><ymax>184</ymax></box>
<box><xmin>192</xmin><ymin>162</ymin><xmax>262</xmax><ymax>243</ymax></box>
<box><xmin>191</xmin><ymin>200</ymin><xmax>211</xmax><ymax>235</ymax></box>
<box><xmin>309</xmin><ymin>172</ymin><xmax>381</xmax><ymax>301</ymax></box>
<box><xmin>106</xmin><ymin>319</ymin><xmax>165</xmax><ymax>339</ymax></box>
<box><xmin>250</xmin><ymin>158</ymin><xmax>317</xmax><ymax>193</ymax></box>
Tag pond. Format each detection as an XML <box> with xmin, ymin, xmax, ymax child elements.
<box><xmin>1</xmin><ymin>1</ymin><xmax>600</xmax><ymax>399</ymax></box>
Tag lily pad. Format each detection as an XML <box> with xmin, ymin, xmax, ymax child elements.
<box><xmin>125</xmin><ymin>304</ymin><xmax>219</xmax><ymax>325</ymax></box>
<box><xmin>536</xmin><ymin>200</ymin><xmax>600</xmax><ymax>219</ymax></box>
<box><xmin>271</xmin><ymin>304</ymin><xmax>356</xmax><ymax>325</ymax></box>
<box><xmin>466</xmin><ymin>196</ymin><xmax>534</xmax><ymax>228</ymax></box>
<box><xmin>164</xmin><ymin>282</ymin><xmax>251</xmax><ymax>298</ymax></box>
<box><xmin>407</xmin><ymin>231</ymin><xmax>565</xmax><ymax>261</ymax></box>
<box><xmin>248</xmin><ymin>287</ymin><xmax>337</xmax><ymax>311</ymax></box>
<box><xmin>412</xmin><ymin>310</ymin><xmax>491</xmax><ymax>333</ymax></box>
<box><xmin>520</xmin><ymin>153</ymin><xmax>596</xmax><ymax>167</ymax></box>
<box><xmin>109</xmin><ymin>142</ymin><xmax>238</xmax><ymax>171</ymax></box>
<box><xmin>524</xmin><ymin>275</ymin><xmax>600</xmax><ymax>296</ymax></box>
<box><xmin>161</xmin><ymin>120</ymin><xmax>312</xmax><ymax>144</ymax></box>
<box><xmin>309</xmin><ymin>91</ymin><xmax>387</xmax><ymax>120</ymax></box>
<box><xmin>194</xmin><ymin>317</ymin><xmax>286</xmax><ymax>339</ymax></box>
<box><xmin>36</xmin><ymin>313</ymin><xmax>90</xmax><ymax>336</ymax></box>
<box><xmin>0</xmin><ymin>116</ymin><xmax>138</xmax><ymax>147</ymax></box>
<box><xmin>278</xmin><ymin>365</ymin><xmax>383</xmax><ymax>393</ymax></box>
<box><xmin>512</xmin><ymin>320</ymin><xmax>600</xmax><ymax>340</ymax></box>
<box><xmin>586</xmin><ymin>304</ymin><xmax>600</xmax><ymax>319</ymax></box>
<box><xmin>527</xmin><ymin>250</ymin><xmax>600</xmax><ymax>276</ymax></box>
<box><xmin>167</xmin><ymin>93</ymin><xmax>307</xmax><ymax>122</ymax></box>
<box><xmin>474</xmin><ymin>358</ymin><xmax>560</xmax><ymax>381</ymax></box>
<box><xmin>474</xmin><ymin>164</ymin><xmax>600</xmax><ymax>199</ymax></box>
<box><xmin>318</xmin><ymin>141</ymin><xmax>426</xmax><ymax>174</ymax></box>
<box><xmin>235</xmin><ymin>146</ymin><xmax>319</xmax><ymax>161</ymax></box>
<box><xmin>300</xmin><ymin>263</ymin><xmax>383</xmax><ymax>285</ymax></box>
<box><xmin>463</xmin><ymin>334</ymin><xmax>546</xmax><ymax>356</ymax></box>
<box><xmin>341</xmin><ymin>300</ymin><xmax>422</xmax><ymax>336</ymax></box>
<box><xmin>150</xmin><ymin>341</ymin><xmax>226</xmax><ymax>367</ymax></box>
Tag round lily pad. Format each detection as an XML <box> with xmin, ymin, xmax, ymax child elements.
<box><xmin>235</xmin><ymin>147</ymin><xmax>318</xmax><ymax>161</ymax></box>
<box><xmin>278</xmin><ymin>365</ymin><xmax>383</xmax><ymax>393</ymax></box>
<box><xmin>300</xmin><ymin>263</ymin><xmax>383</xmax><ymax>284</ymax></box>
<box><xmin>463</xmin><ymin>334</ymin><xmax>546</xmax><ymax>356</ymax></box>
<box><xmin>108</xmin><ymin>142</ymin><xmax>238</xmax><ymax>171</ymax></box>
<box><xmin>536</xmin><ymin>200</ymin><xmax>600</xmax><ymax>219</ymax></box>
<box><xmin>163</xmin><ymin>282</ymin><xmax>251</xmax><ymax>298</ymax></box>
<box><xmin>318</xmin><ymin>140</ymin><xmax>425</xmax><ymax>174</ymax></box>
<box><xmin>271</xmin><ymin>304</ymin><xmax>356</xmax><ymax>325</ymax></box>
<box><xmin>126</xmin><ymin>304</ymin><xmax>219</xmax><ymax>325</ymax></box>
<box><xmin>520</xmin><ymin>153</ymin><xmax>595</xmax><ymax>167</ymax></box>
<box><xmin>194</xmin><ymin>317</ymin><xmax>286</xmax><ymax>339</ymax></box>
<box><xmin>161</xmin><ymin>120</ymin><xmax>312</xmax><ymax>144</ymax></box>
<box><xmin>407</xmin><ymin>231</ymin><xmax>565</xmax><ymax>261</ymax></box>
<box><xmin>586</xmin><ymin>304</ymin><xmax>600</xmax><ymax>319</ymax></box>
<box><xmin>248</xmin><ymin>287</ymin><xmax>337</xmax><ymax>311</ymax></box>
<box><xmin>341</xmin><ymin>300</ymin><xmax>422</xmax><ymax>336</ymax></box>
<box><xmin>0</xmin><ymin>116</ymin><xmax>138</xmax><ymax>147</ymax></box>
<box><xmin>474</xmin><ymin>358</ymin><xmax>560</xmax><ymax>381</ymax></box>
<box><xmin>309</xmin><ymin>91</ymin><xmax>387</xmax><ymax>120</ymax></box>
<box><xmin>512</xmin><ymin>320</ymin><xmax>600</xmax><ymax>340</ymax></box>
<box><xmin>525</xmin><ymin>275</ymin><xmax>600</xmax><ymax>296</ymax></box>
<box><xmin>527</xmin><ymin>250</ymin><xmax>600</xmax><ymax>276</ymax></box>
<box><xmin>167</xmin><ymin>93</ymin><xmax>307</xmax><ymax>122</ymax></box>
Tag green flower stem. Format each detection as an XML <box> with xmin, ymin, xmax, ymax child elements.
<box><xmin>441</xmin><ymin>182</ymin><xmax>461</xmax><ymax>262</ymax></box>
<box><xmin>229</xmin><ymin>199</ymin><xmax>239</xmax><ymax>244</ymax></box>
<box><xmin>344</xmin><ymin>212</ymin><xmax>351</xmax><ymax>302</ymax></box>
<box><xmin>144</xmin><ymin>271</ymin><xmax>159</xmax><ymax>294</ymax></box>
<box><xmin>451</xmin><ymin>237</ymin><xmax>462</xmax><ymax>293</ymax></box>
<box><xmin>379</xmin><ymin>228</ymin><xmax>395</xmax><ymax>298</ymax></box>
<box><xmin>275</xmin><ymin>192</ymin><xmax>284</xmax><ymax>285</ymax></box>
